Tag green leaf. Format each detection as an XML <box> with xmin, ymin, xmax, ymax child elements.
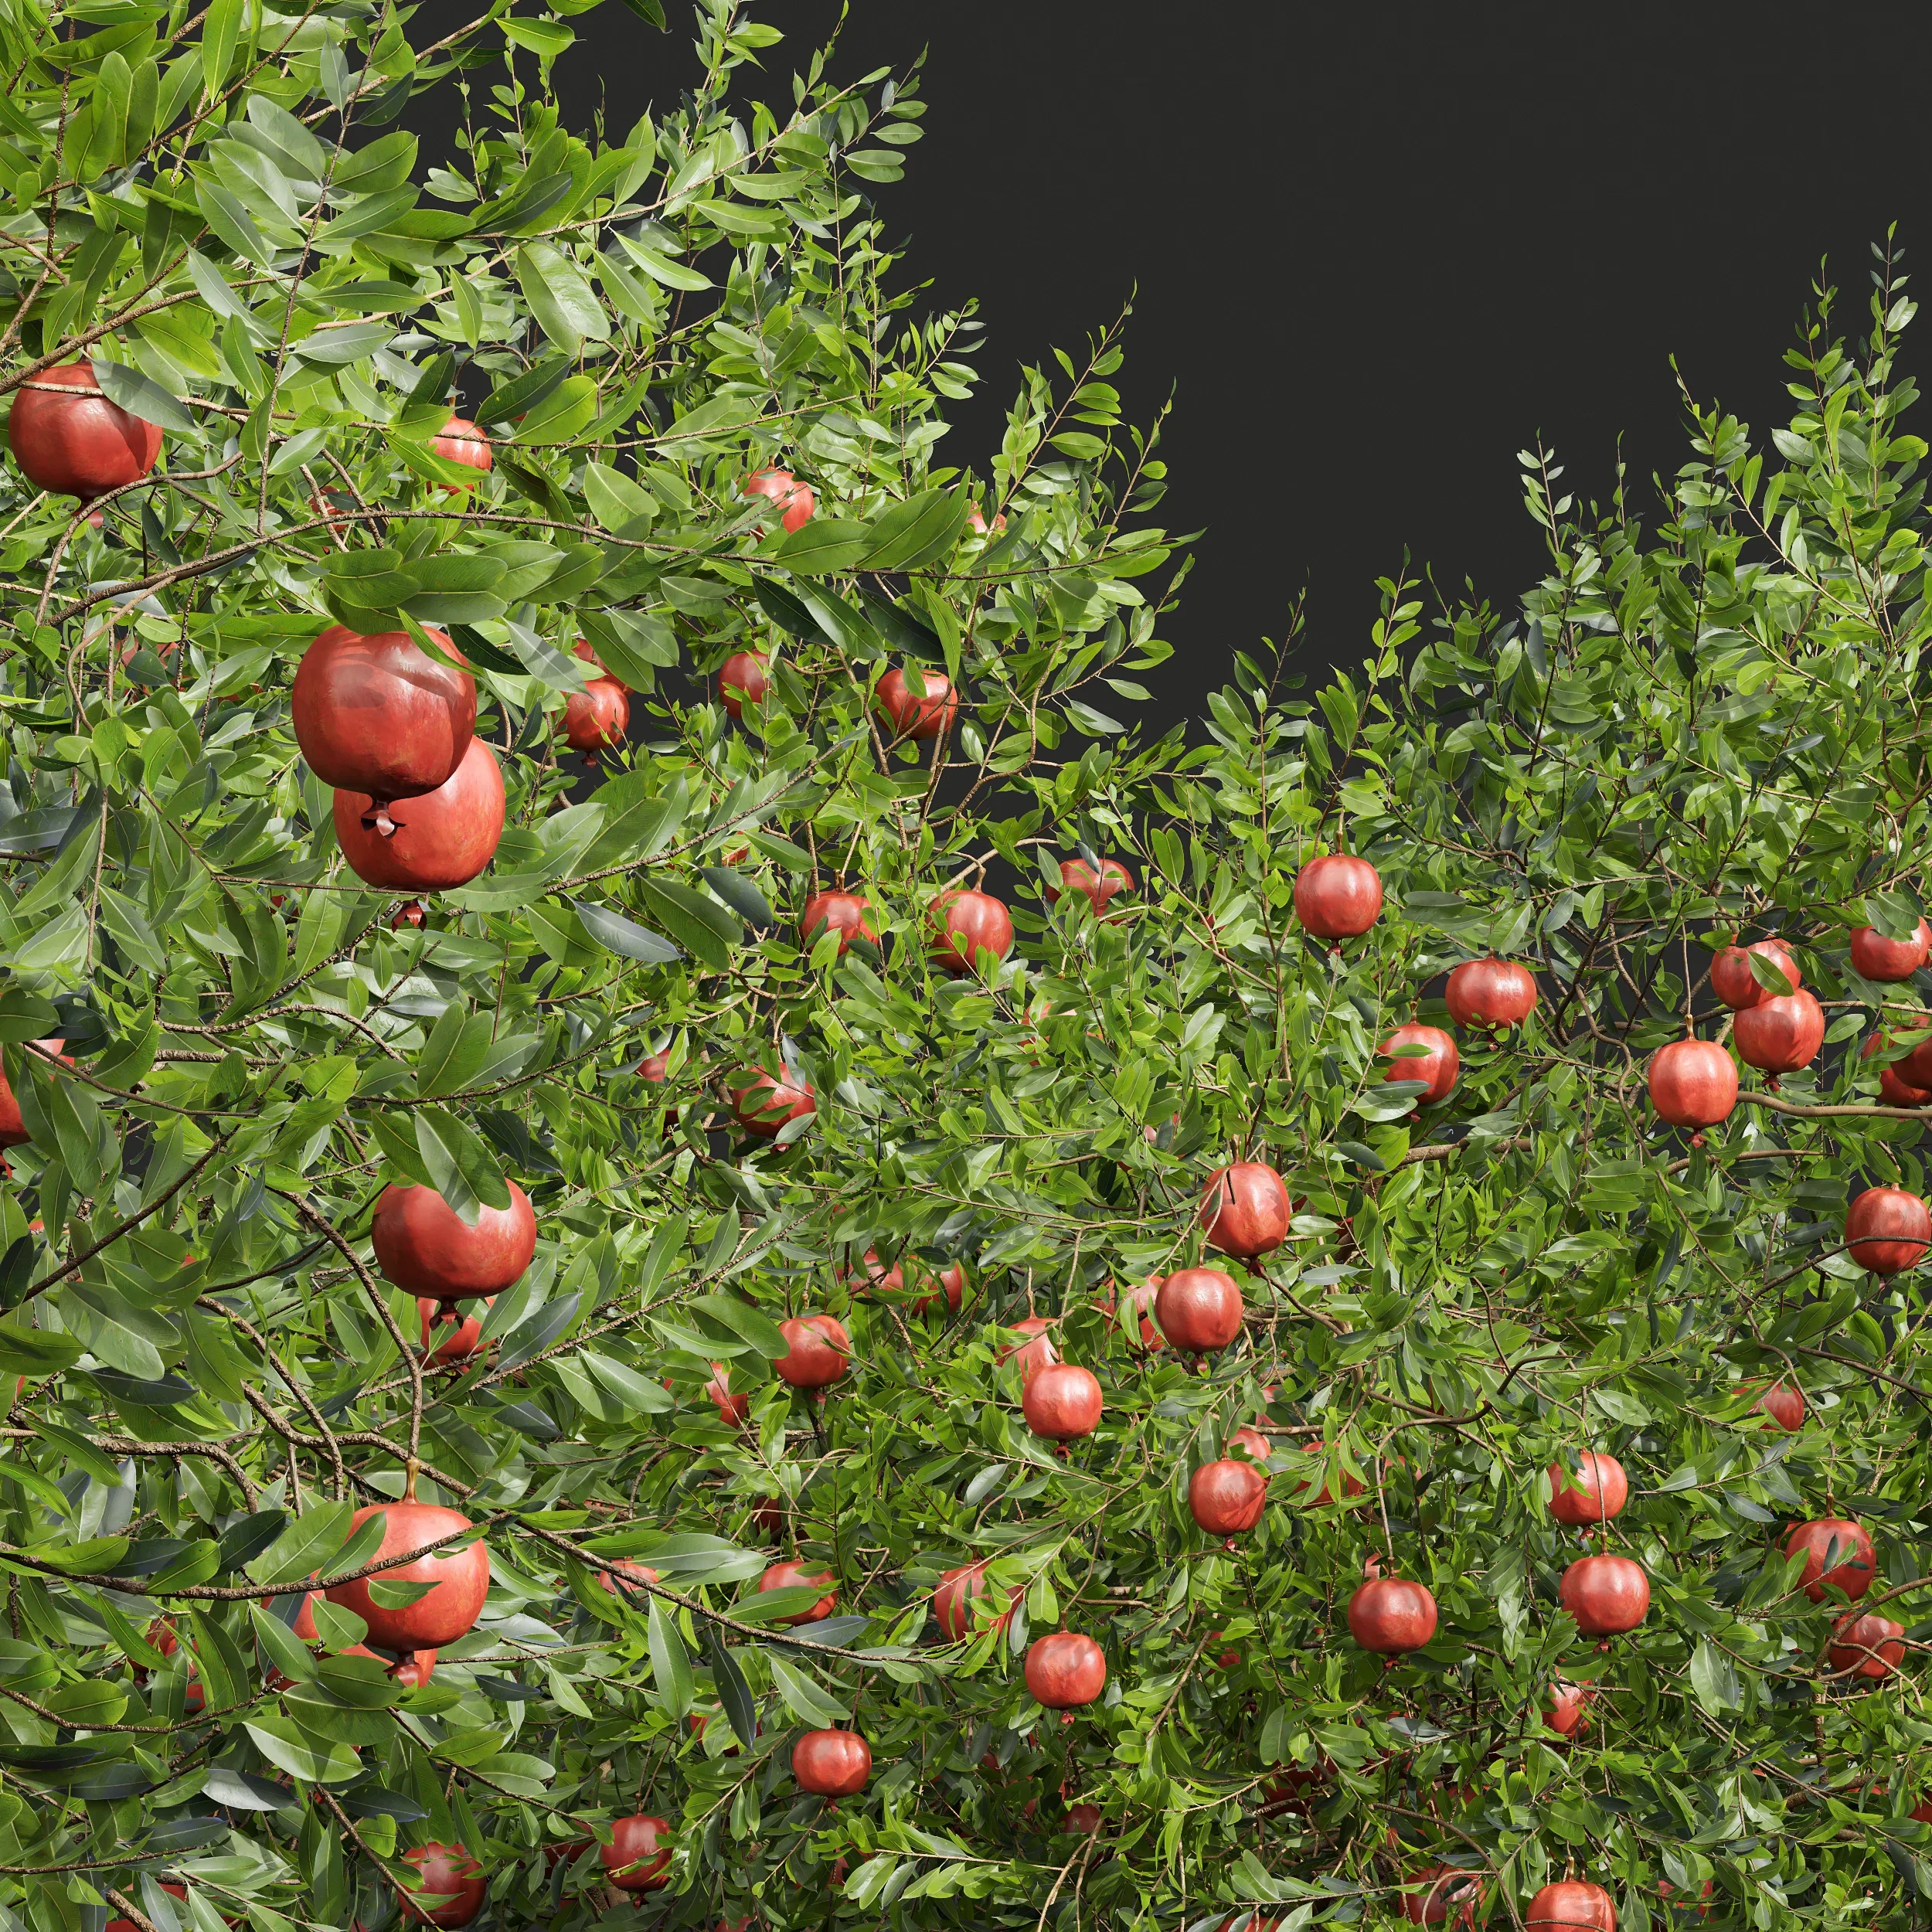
<box><xmin>515</xmin><ymin>244</ymin><xmax>609</xmax><ymax>353</ymax></box>
<box><xmin>645</xmin><ymin>1598</ymin><xmax>695</xmax><ymax>1719</ymax></box>
<box><xmin>90</xmin><ymin>359</ymin><xmax>198</xmax><ymax>435</ymax></box>
<box><xmin>243</xmin><ymin>1718</ymin><xmax>362</xmax><ymax>1785</ymax></box>
<box><xmin>768</xmin><ymin>1654</ymin><xmax>849</xmax><ymax>1727</ymax></box>
<box><xmin>413</xmin><ymin>1104</ymin><xmax>513</xmax><ymax>1216</ymax></box>
<box><xmin>247</xmin><ymin>1499</ymin><xmax>352</xmax><ymax>1588</ymax></box>
<box><xmin>613</xmin><ymin>230</ymin><xmax>709</xmax><ymax>290</ymax></box>
<box><xmin>770</xmin><ymin>519</ymin><xmax>872</xmax><ymax>576</ymax></box>
<box><xmin>571</xmin><ymin>897</ymin><xmax>682</xmax><ymax>965</ymax></box>
<box><xmin>634</xmin><ymin>877</ymin><xmax>740</xmax><ymax>971</ymax></box>
<box><xmin>859</xmin><ymin>489</ymin><xmax>972</xmax><ymax>570</ymax></box>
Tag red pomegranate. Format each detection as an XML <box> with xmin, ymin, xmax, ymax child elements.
<box><xmin>0</xmin><ymin>1039</ymin><xmax>72</xmax><ymax>1146</ymax></box>
<box><xmin>1063</xmin><ymin>1802</ymin><xmax>1102</xmax><ymax>1835</ymax></box>
<box><xmin>704</xmin><ymin>1362</ymin><xmax>749</xmax><ymax>1426</ymax></box>
<box><xmin>728</xmin><ymin>1070</ymin><xmax>816</xmax><ymax>1139</ymax></box>
<box><xmin>1230</xmin><ymin>1424</ymin><xmax>1270</xmax><ymax>1462</ymax></box>
<box><xmin>372</xmin><ymin>1181</ymin><xmax>536</xmax><ymax>1301</ymax></box>
<box><xmin>998</xmin><ymin>1315</ymin><xmax>1060</xmax><ymax>1383</ymax></box>
<box><xmin>9</xmin><ymin>362</ymin><xmax>162</xmax><ymax>498</ymax></box>
<box><xmin>1526</xmin><ymin>1879</ymin><xmax>1615</xmax><ymax>1932</ymax></box>
<box><xmin>600</xmin><ymin>1814</ymin><xmax>672</xmax><ymax>1893</ymax></box>
<box><xmin>800</xmin><ymin>889</ymin><xmax>877</xmax><ymax>957</ymax></box>
<box><xmin>1862</xmin><ymin>1031</ymin><xmax>1931</xmax><ymax>1106</ymax></box>
<box><xmin>743</xmin><ymin>465</ymin><xmax>815</xmax><ymax>532</ymax></box>
<box><xmin>1293</xmin><ymin>853</ymin><xmax>1383</xmax><ymax>940</ymax></box>
<box><xmin>966</xmin><ymin>504</ymin><xmax>1006</xmax><ymax>534</ymax></box>
<box><xmin>1155</xmin><ymin>1268</ymin><xmax>1245</xmax><ymax>1352</ymax></box>
<box><xmin>294</xmin><ymin>625</ymin><xmax>475</xmax><ymax>828</ymax></box>
<box><xmin>563</xmin><ymin>676</ymin><xmax>628</xmax><ymax>757</ymax></box>
<box><xmin>325</xmin><ymin>1502</ymin><xmax>489</xmax><ymax>1651</ymax></box>
<box><xmin>418</xmin><ymin>1298</ymin><xmax>492</xmax><ymax>1364</ymax></box>
<box><xmin>1828</xmin><ymin>1611</ymin><xmax>1904</xmax><ymax>1680</ymax></box>
<box><xmin>1546</xmin><ymin>1451</ymin><xmax>1628</xmax><ymax>1526</ymax></box>
<box><xmin>757</xmin><ymin>1560</ymin><xmax>837</xmax><ymax>1624</ymax></box>
<box><xmin>933</xmin><ymin>1561</ymin><xmax>1021</xmax><ymax>1641</ymax></box>
<box><xmin>1444</xmin><ymin>957</ymin><xmax>1538</xmax><ymax>1029</ymax></box>
<box><xmin>1022</xmin><ymin>1362</ymin><xmax>1103</xmax><ymax>1440</ymax></box>
<box><xmin>1711</xmin><ymin>937</ymin><xmax>1800</xmax><ymax>1009</ymax></box>
<box><xmin>930</xmin><ymin>888</ymin><xmax>1014</xmax><ymax>976</ymax></box>
<box><xmin>333</xmin><ymin>738</ymin><xmax>504</xmax><ymax>891</ymax></box>
<box><xmin>792</xmin><ymin>1728</ymin><xmax>871</xmax><ymax>1797</ymax></box>
<box><xmin>595</xmin><ymin>1558</ymin><xmax>660</xmax><ymax>1603</ymax></box>
<box><xmin>1647</xmin><ymin>1038</ymin><xmax>1737</xmax><ymax>1130</ymax></box>
<box><xmin>1400</xmin><ymin>1864</ymin><xmax>1481</xmax><ymax>1927</ymax></box>
<box><xmin>874</xmin><ymin>665</ymin><xmax>958</xmax><ymax>740</ymax></box>
<box><xmin>1046</xmin><ymin>858</ymin><xmax>1134</xmax><ymax>913</ymax></box>
<box><xmin>636</xmin><ymin>1053</ymin><xmax>670</xmax><ymax>1083</ymax></box>
<box><xmin>912</xmin><ymin>1260</ymin><xmax>968</xmax><ymax>1317</ymax></box>
<box><xmin>1102</xmin><ymin>1277</ymin><xmax>1163</xmax><ymax>1350</ymax></box>
<box><xmin>774</xmin><ymin>1314</ymin><xmax>849</xmax><ymax>1389</ymax></box>
<box><xmin>1024</xmin><ymin>1631</ymin><xmax>1107</xmax><ymax>1709</ymax></box>
<box><xmin>1379</xmin><ymin>1023</ymin><xmax>1459</xmax><ymax>1106</ymax></box>
<box><xmin>1845</xmin><ymin>1185</ymin><xmax>1931</xmax><ymax>1274</ymax></box>
<box><xmin>718</xmin><ymin>649</ymin><xmax>770</xmax><ymax>719</ymax></box>
<box><xmin>1346</xmin><ymin>1577</ymin><xmax>1437</xmax><ymax>1654</ymax></box>
<box><xmin>1189</xmin><ymin>1458</ymin><xmax>1268</xmax><ymax>1537</ymax></box>
<box><xmin>1784</xmin><ymin>1516</ymin><xmax>1876</xmax><ymax>1602</ymax></box>
<box><xmin>1732</xmin><ymin>990</ymin><xmax>1825</xmax><ymax>1076</ymax></box>
<box><xmin>430</xmin><ymin>416</ymin><xmax>492</xmax><ymax>487</ymax></box>
<box><xmin>1752</xmin><ymin>1380</ymin><xmax>1804</xmax><ymax>1431</ymax></box>
<box><xmin>1559</xmin><ymin>1553</ymin><xmax>1648</xmax><ymax>1634</ymax></box>
<box><xmin>1198</xmin><ymin>1162</ymin><xmax>1291</xmax><ymax>1258</ymax></box>
<box><xmin>397</xmin><ymin>1844</ymin><xmax>485</xmax><ymax>1927</ymax></box>
<box><xmin>573</xmin><ymin>638</ymin><xmax>630</xmax><ymax>693</ymax></box>
<box><xmin>1851</xmin><ymin>919</ymin><xmax>1931</xmax><ymax>981</ymax></box>
<box><xmin>1546</xmin><ymin>1679</ymin><xmax>1592</xmax><ymax>1739</ymax></box>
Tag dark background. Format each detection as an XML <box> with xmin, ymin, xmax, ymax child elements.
<box><xmin>413</xmin><ymin>2</ymin><xmax>1932</xmax><ymax>724</ymax></box>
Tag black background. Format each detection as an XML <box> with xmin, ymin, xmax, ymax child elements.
<box><xmin>414</xmin><ymin>1</ymin><xmax>1932</xmax><ymax>726</ymax></box>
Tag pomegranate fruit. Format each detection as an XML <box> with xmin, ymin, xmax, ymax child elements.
<box><xmin>324</xmin><ymin>1501</ymin><xmax>488</xmax><ymax>1651</ymax></box>
<box><xmin>874</xmin><ymin>665</ymin><xmax>958</xmax><ymax>740</ymax></box>
<box><xmin>933</xmin><ymin>1560</ymin><xmax>1021</xmax><ymax>1640</ymax></box>
<box><xmin>1293</xmin><ymin>853</ymin><xmax>1383</xmax><ymax>940</ymax></box>
<box><xmin>912</xmin><ymin>1260</ymin><xmax>968</xmax><ymax>1317</ymax></box>
<box><xmin>773</xmin><ymin>1314</ymin><xmax>849</xmax><ymax>1388</ymax></box>
<box><xmin>1647</xmin><ymin>1037</ymin><xmax>1738</xmax><ymax>1130</ymax></box>
<box><xmin>1559</xmin><ymin>1553</ymin><xmax>1648</xmax><ymax>1634</ymax></box>
<box><xmin>1546</xmin><ymin>1679</ymin><xmax>1592</xmax><ymax>1739</ymax></box>
<box><xmin>1022</xmin><ymin>1362</ymin><xmax>1103</xmax><ymax>1440</ymax></box>
<box><xmin>1024</xmin><ymin>1631</ymin><xmax>1107</xmax><ymax>1709</ymax></box>
<box><xmin>1046</xmin><ymin>857</ymin><xmax>1134</xmax><ymax>913</ymax></box>
<box><xmin>1198</xmin><ymin>1161</ymin><xmax>1291</xmax><ymax>1258</ymax></box>
<box><xmin>1526</xmin><ymin>1879</ymin><xmax>1614</xmax><ymax>1932</ymax></box>
<box><xmin>372</xmin><ymin>1180</ymin><xmax>536</xmax><ymax>1301</ymax></box>
<box><xmin>1379</xmin><ymin>1023</ymin><xmax>1459</xmax><ymax>1106</ymax></box>
<box><xmin>998</xmin><ymin>1315</ymin><xmax>1059</xmax><ymax>1383</ymax></box>
<box><xmin>727</xmin><ymin>1070</ymin><xmax>816</xmax><ymax>1139</ymax></box>
<box><xmin>397</xmin><ymin>1845</ymin><xmax>485</xmax><ymax>1927</ymax></box>
<box><xmin>1784</xmin><ymin>1516</ymin><xmax>1876</xmax><ymax>1601</ymax></box>
<box><xmin>430</xmin><ymin>415</ymin><xmax>492</xmax><ymax>486</ymax></box>
<box><xmin>743</xmin><ymin>465</ymin><xmax>815</xmax><ymax>532</ymax></box>
<box><xmin>595</xmin><ymin>1559</ymin><xmax>660</xmax><ymax>1603</ymax></box>
<box><xmin>757</xmin><ymin>1560</ymin><xmax>837</xmax><ymax>1624</ymax></box>
<box><xmin>1063</xmin><ymin>1802</ymin><xmax>1102</xmax><ymax>1834</ymax></box>
<box><xmin>573</xmin><ymin>638</ymin><xmax>630</xmax><ymax>692</ymax></box>
<box><xmin>1752</xmin><ymin>1380</ymin><xmax>1804</xmax><ymax>1431</ymax></box>
<box><xmin>703</xmin><ymin>1362</ymin><xmax>749</xmax><ymax>1426</ymax></box>
<box><xmin>800</xmin><ymin>889</ymin><xmax>877</xmax><ymax>957</ymax></box>
<box><xmin>930</xmin><ymin>888</ymin><xmax>1014</xmax><ymax>976</ymax></box>
<box><xmin>1400</xmin><ymin>1864</ymin><xmax>1481</xmax><ymax>1927</ymax></box>
<box><xmin>1346</xmin><ymin>1576</ymin><xmax>1437</xmax><ymax>1654</ymax></box>
<box><xmin>792</xmin><ymin>1728</ymin><xmax>871</xmax><ymax>1797</ymax></box>
<box><xmin>9</xmin><ymin>362</ymin><xmax>162</xmax><ymax>498</ymax></box>
<box><xmin>717</xmin><ymin>649</ymin><xmax>770</xmax><ymax>719</ymax></box>
<box><xmin>0</xmin><ymin>1039</ymin><xmax>72</xmax><ymax>1146</ymax></box>
<box><xmin>1189</xmin><ymin>1458</ymin><xmax>1267</xmax><ymax>1537</ymax></box>
<box><xmin>1845</xmin><ymin>1185</ymin><xmax>1931</xmax><ymax>1274</ymax></box>
<box><xmin>333</xmin><ymin>738</ymin><xmax>504</xmax><ymax>891</ymax></box>
<box><xmin>1732</xmin><ymin>990</ymin><xmax>1825</xmax><ymax>1075</ymax></box>
<box><xmin>1862</xmin><ymin>1031</ymin><xmax>1931</xmax><ymax>1105</ymax></box>
<box><xmin>1851</xmin><ymin>919</ymin><xmax>1931</xmax><ymax>981</ymax></box>
<box><xmin>1155</xmin><ymin>1268</ymin><xmax>1245</xmax><ymax>1352</ymax></box>
<box><xmin>1828</xmin><ymin>1611</ymin><xmax>1904</xmax><ymax>1680</ymax></box>
<box><xmin>600</xmin><ymin>1814</ymin><xmax>671</xmax><ymax>1892</ymax></box>
<box><xmin>563</xmin><ymin>675</ymin><xmax>628</xmax><ymax>757</ymax></box>
<box><xmin>1102</xmin><ymin>1277</ymin><xmax>1163</xmax><ymax>1349</ymax></box>
<box><xmin>1444</xmin><ymin>956</ymin><xmax>1538</xmax><ymax>1029</ymax></box>
<box><xmin>1711</xmin><ymin>937</ymin><xmax>1800</xmax><ymax>1009</ymax></box>
<box><xmin>1546</xmin><ymin>1451</ymin><xmax>1628</xmax><ymax>1526</ymax></box>
<box><xmin>418</xmin><ymin>1298</ymin><xmax>492</xmax><ymax>1364</ymax></box>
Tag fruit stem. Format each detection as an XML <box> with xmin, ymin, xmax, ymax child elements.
<box><xmin>404</xmin><ymin>1455</ymin><xmax>419</xmax><ymax>1503</ymax></box>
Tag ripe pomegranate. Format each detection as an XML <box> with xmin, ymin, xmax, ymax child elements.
<box><xmin>1198</xmin><ymin>1162</ymin><xmax>1291</xmax><ymax>1258</ymax></box>
<box><xmin>1347</xmin><ymin>1577</ymin><xmax>1437</xmax><ymax>1654</ymax></box>
<box><xmin>1559</xmin><ymin>1553</ymin><xmax>1648</xmax><ymax>1634</ymax></box>
<box><xmin>1732</xmin><ymin>990</ymin><xmax>1825</xmax><ymax>1077</ymax></box>
<box><xmin>743</xmin><ymin>465</ymin><xmax>815</xmax><ymax>532</ymax></box>
<box><xmin>1400</xmin><ymin>1866</ymin><xmax>1481</xmax><ymax>1927</ymax></box>
<box><xmin>1647</xmin><ymin>1038</ymin><xmax>1738</xmax><ymax>1130</ymax></box>
<box><xmin>325</xmin><ymin>1501</ymin><xmax>489</xmax><ymax>1650</ymax></box>
<box><xmin>372</xmin><ymin>1181</ymin><xmax>537</xmax><ymax>1301</ymax></box>
<box><xmin>1024</xmin><ymin>1631</ymin><xmax>1107</xmax><ymax>1709</ymax></box>
<box><xmin>1845</xmin><ymin>1185</ymin><xmax>1931</xmax><ymax>1274</ymax></box>
<box><xmin>419</xmin><ymin>1298</ymin><xmax>492</xmax><ymax>1364</ymax></box>
<box><xmin>333</xmin><ymin>738</ymin><xmax>505</xmax><ymax>891</ymax></box>
<box><xmin>966</xmin><ymin>504</ymin><xmax>1006</xmax><ymax>534</ymax></box>
<box><xmin>1444</xmin><ymin>957</ymin><xmax>1538</xmax><ymax>1029</ymax></box>
<box><xmin>573</xmin><ymin>638</ymin><xmax>631</xmax><ymax>693</ymax></box>
<box><xmin>800</xmin><ymin>889</ymin><xmax>877</xmax><ymax>957</ymax></box>
<box><xmin>998</xmin><ymin>1315</ymin><xmax>1059</xmax><ymax>1383</ymax></box>
<box><xmin>600</xmin><ymin>1815</ymin><xmax>672</xmax><ymax>1892</ymax></box>
<box><xmin>1063</xmin><ymin>1803</ymin><xmax>1102</xmax><ymax>1835</ymax></box>
<box><xmin>773</xmin><ymin>1314</ymin><xmax>849</xmax><ymax>1389</ymax></box>
<box><xmin>1784</xmin><ymin>1516</ymin><xmax>1876</xmax><ymax>1602</ymax></box>
<box><xmin>1230</xmin><ymin>1424</ymin><xmax>1270</xmax><ymax>1462</ymax></box>
<box><xmin>1752</xmin><ymin>1380</ymin><xmax>1804</xmax><ymax>1431</ymax></box>
<box><xmin>1379</xmin><ymin>1023</ymin><xmax>1459</xmax><ymax>1106</ymax></box>
<box><xmin>792</xmin><ymin>1728</ymin><xmax>871</xmax><ymax>1797</ymax></box>
<box><xmin>636</xmin><ymin>1053</ymin><xmax>670</xmax><ymax>1083</ymax></box>
<box><xmin>1546</xmin><ymin>1679</ymin><xmax>1592</xmax><ymax>1739</ymax></box>
<box><xmin>1293</xmin><ymin>853</ymin><xmax>1383</xmax><ymax>940</ymax></box>
<box><xmin>1862</xmin><ymin>1031</ymin><xmax>1931</xmax><ymax>1106</ymax></box>
<box><xmin>1526</xmin><ymin>1880</ymin><xmax>1614</xmax><ymax>1932</ymax></box>
<box><xmin>1022</xmin><ymin>1362</ymin><xmax>1103</xmax><ymax>1440</ymax></box>
<box><xmin>430</xmin><ymin>415</ymin><xmax>492</xmax><ymax>487</ymax></box>
<box><xmin>0</xmin><ymin>1039</ymin><xmax>72</xmax><ymax>1146</ymax></box>
<box><xmin>874</xmin><ymin>665</ymin><xmax>958</xmax><ymax>740</ymax></box>
<box><xmin>1101</xmin><ymin>1277</ymin><xmax>1163</xmax><ymax>1350</ymax></box>
<box><xmin>563</xmin><ymin>676</ymin><xmax>628</xmax><ymax>757</ymax></box>
<box><xmin>757</xmin><ymin>1560</ymin><xmax>837</xmax><ymax>1624</ymax></box>
<box><xmin>1155</xmin><ymin>1268</ymin><xmax>1245</xmax><ymax>1352</ymax></box>
<box><xmin>727</xmin><ymin>1070</ymin><xmax>815</xmax><ymax>1139</ymax></box>
<box><xmin>1851</xmin><ymin>919</ymin><xmax>1931</xmax><ymax>981</ymax></box>
<box><xmin>595</xmin><ymin>1559</ymin><xmax>659</xmax><ymax>1603</ymax></box>
<box><xmin>1828</xmin><ymin>1611</ymin><xmax>1904</xmax><ymax>1680</ymax></box>
<box><xmin>912</xmin><ymin>1260</ymin><xmax>968</xmax><ymax>1317</ymax></box>
<box><xmin>397</xmin><ymin>1845</ymin><xmax>485</xmax><ymax>1927</ymax></box>
<box><xmin>718</xmin><ymin>650</ymin><xmax>770</xmax><ymax>719</ymax></box>
<box><xmin>1046</xmin><ymin>858</ymin><xmax>1134</xmax><ymax>913</ymax></box>
<box><xmin>1546</xmin><ymin>1451</ymin><xmax>1628</xmax><ymax>1526</ymax></box>
<box><xmin>933</xmin><ymin>1560</ymin><xmax>1022</xmax><ymax>1640</ymax></box>
<box><xmin>930</xmin><ymin>888</ymin><xmax>1014</xmax><ymax>976</ymax></box>
<box><xmin>704</xmin><ymin>1362</ymin><xmax>749</xmax><ymax>1426</ymax></box>
<box><xmin>9</xmin><ymin>362</ymin><xmax>162</xmax><ymax>498</ymax></box>
<box><xmin>1711</xmin><ymin>937</ymin><xmax>1801</xmax><ymax>1009</ymax></box>
<box><xmin>1189</xmin><ymin>1458</ymin><xmax>1267</xmax><ymax>1537</ymax></box>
